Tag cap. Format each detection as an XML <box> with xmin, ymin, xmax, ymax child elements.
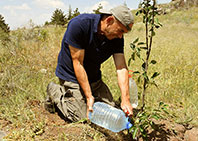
<box><xmin>99</xmin><ymin>5</ymin><xmax>134</xmax><ymax>31</ymax></box>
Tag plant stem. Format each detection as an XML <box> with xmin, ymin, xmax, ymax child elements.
<box><xmin>141</xmin><ymin>0</ymin><xmax>156</xmax><ymax>111</ymax></box>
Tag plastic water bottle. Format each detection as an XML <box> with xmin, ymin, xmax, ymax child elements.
<box><xmin>89</xmin><ymin>102</ymin><xmax>132</xmax><ymax>133</ymax></box>
<box><xmin>129</xmin><ymin>76</ymin><xmax>138</xmax><ymax>108</ymax></box>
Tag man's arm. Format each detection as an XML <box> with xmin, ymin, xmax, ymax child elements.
<box><xmin>113</xmin><ymin>53</ymin><xmax>133</xmax><ymax>116</ymax></box>
<box><xmin>69</xmin><ymin>45</ymin><xmax>94</xmax><ymax>118</ymax></box>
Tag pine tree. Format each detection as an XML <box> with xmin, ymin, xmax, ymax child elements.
<box><xmin>0</xmin><ymin>14</ymin><xmax>10</xmax><ymax>33</ymax></box>
<box><xmin>72</xmin><ymin>8</ymin><xmax>80</xmax><ymax>18</ymax></box>
<box><xmin>93</xmin><ymin>4</ymin><xmax>103</xmax><ymax>14</ymax></box>
<box><xmin>0</xmin><ymin>14</ymin><xmax>10</xmax><ymax>45</ymax></box>
<box><xmin>50</xmin><ymin>9</ymin><xmax>67</xmax><ymax>26</ymax></box>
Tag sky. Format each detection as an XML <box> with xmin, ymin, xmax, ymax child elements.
<box><xmin>0</xmin><ymin>0</ymin><xmax>171</xmax><ymax>30</ymax></box>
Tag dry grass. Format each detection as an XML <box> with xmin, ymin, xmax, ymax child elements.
<box><xmin>0</xmin><ymin>7</ymin><xmax>198</xmax><ymax>139</ymax></box>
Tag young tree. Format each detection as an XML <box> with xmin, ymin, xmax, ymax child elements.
<box><xmin>128</xmin><ymin>0</ymin><xmax>167</xmax><ymax>139</ymax></box>
<box><xmin>51</xmin><ymin>8</ymin><xmax>67</xmax><ymax>26</ymax></box>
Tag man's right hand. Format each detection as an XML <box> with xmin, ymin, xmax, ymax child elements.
<box><xmin>86</xmin><ymin>96</ymin><xmax>95</xmax><ymax>119</ymax></box>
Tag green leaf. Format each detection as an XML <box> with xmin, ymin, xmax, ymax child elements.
<box><xmin>136</xmin><ymin>51</ymin><xmax>141</xmax><ymax>59</ymax></box>
<box><xmin>152</xmin><ymin>114</ymin><xmax>160</xmax><ymax>120</ymax></box>
<box><xmin>133</xmin><ymin>38</ymin><xmax>139</xmax><ymax>44</ymax></box>
<box><xmin>135</xmin><ymin>11</ymin><xmax>140</xmax><ymax>16</ymax></box>
<box><xmin>136</xmin><ymin>47</ymin><xmax>141</xmax><ymax>52</ymax></box>
<box><xmin>150</xmin><ymin>60</ymin><xmax>157</xmax><ymax>64</ymax></box>
<box><xmin>151</xmin><ymin>72</ymin><xmax>160</xmax><ymax>79</ymax></box>
<box><xmin>140</xmin><ymin>47</ymin><xmax>148</xmax><ymax>50</ymax></box>
<box><xmin>155</xmin><ymin>18</ymin><xmax>163</xmax><ymax>27</ymax></box>
<box><xmin>159</xmin><ymin>101</ymin><xmax>164</xmax><ymax>107</ymax></box>
<box><xmin>133</xmin><ymin>71</ymin><xmax>140</xmax><ymax>74</ymax></box>
<box><xmin>142</xmin><ymin>62</ymin><xmax>146</xmax><ymax>71</ymax></box>
<box><xmin>151</xmin><ymin>31</ymin><xmax>156</xmax><ymax>36</ymax></box>
<box><xmin>132</xmin><ymin>52</ymin><xmax>135</xmax><ymax>60</ymax></box>
<box><xmin>130</xmin><ymin>43</ymin><xmax>135</xmax><ymax>50</ymax></box>
<box><xmin>133</xmin><ymin>128</ymin><xmax>138</xmax><ymax>139</ymax></box>
<box><xmin>128</xmin><ymin>58</ymin><xmax>132</xmax><ymax>66</ymax></box>
<box><xmin>137</xmin><ymin>75</ymin><xmax>141</xmax><ymax>83</ymax></box>
<box><xmin>137</xmin><ymin>42</ymin><xmax>145</xmax><ymax>45</ymax></box>
<box><xmin>155</xmin><ymin>24</ymin><xmax>160</xmax><ymax>29</ymax></box>
<box><xmin>142</xmin><ymin>72</ymin><xmax>149</xmax><ymax>81</ymax></box>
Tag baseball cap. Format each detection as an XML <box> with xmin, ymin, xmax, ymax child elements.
<box><xmin>99</xmin><ymin>5</ymin><xmax>134</xmax><ymax>31</ymax></box>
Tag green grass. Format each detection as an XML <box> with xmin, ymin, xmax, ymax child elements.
<box><xmin>0</xmin><ymin>7</ymin><xmax>198</xmax><ymax>139</ymax></box>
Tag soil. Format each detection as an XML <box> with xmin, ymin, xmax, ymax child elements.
<box><xmin>0</xmin><ymin>100</ymin><xmax>196</xmax><ymax>141</ymax></box>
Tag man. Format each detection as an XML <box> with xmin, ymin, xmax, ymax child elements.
<box><xmin>45</xmin><ymin>5</ymin><xmax>134</xmax><ymax>122</ymax></box>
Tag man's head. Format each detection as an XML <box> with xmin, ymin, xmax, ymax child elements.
<box><xmin>99</xmin><ymin>5</ymin><xmax>134</xmax><ymax>40</ymax></box>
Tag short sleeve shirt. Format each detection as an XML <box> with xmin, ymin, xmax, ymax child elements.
<box><xmin>55</xmin><ymin>14</ymin><xmax>124</xmax><ymax>83</ymax></box>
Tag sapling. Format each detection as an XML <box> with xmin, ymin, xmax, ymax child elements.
<box><xmin>128</xmin><ymin>0</ymin><xmax>166</xmax><ymax>139</ymax></box>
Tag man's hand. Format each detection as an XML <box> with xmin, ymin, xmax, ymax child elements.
<box><xmin>86</xmin><ymin>96</ymin><xmax>95</xmax><ymax>119</ymax></box>
<box><xmin>121</xmin><ymin>100</ymin><xmax>133</xmax><ymax>117</ymax></box>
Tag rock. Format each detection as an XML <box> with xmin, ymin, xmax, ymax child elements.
<box><xmin>39</xmin><ymin>68</ymin><xmax>47</xmax><ymax>73</ymax></box>
<box><xmin>184</xmin><ymin>128</ymin><xmax>198</xmax><ymax>141</ymax></box>
<box><xmin>0</xmin><ymin>131</ymin><xmax>7</xmax><ymax>140</ymax></box>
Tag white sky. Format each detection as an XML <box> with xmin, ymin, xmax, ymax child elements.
<box><xmin>0</xmin><ymin>0</ymin><xmax>171</xmax><ymax>30</ymax></box>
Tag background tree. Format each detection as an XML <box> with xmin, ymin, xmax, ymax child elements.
<box><xmin>0</xmin><ymin>14</ymin><xmax>10</xmax><ymax>45</ymax></box>
<box><xmin>0</xmin><ymin>14</ymin><xmax>10</xmax><ymax>33</ymax></box>
<box><xmin>50</xmin><ymin>8</ymin><xmax>67</xmax><ymax>26</ymax></box>
<box><xmin>66</xmin><ymin>6</ymin><xmax>80</xmax><ymax>22</ymax></box>
<box><xmin>71</xmin><ymin>8</ymin><xmax>80</xmax><ymax>18</ymax></box>
<box><xmin>93</xmin><ymin>4</ymin><xmax>103</xmax><ymax>14</ymax></box>
<box><xmin>67</xmin><ymin>5</ymin><xmax>72</xmax><ymax>21</ymax></box>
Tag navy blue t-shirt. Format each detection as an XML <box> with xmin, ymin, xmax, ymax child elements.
<box><xmin>55</xmin><ymin>14</ymin><xmax>124</xmax><ymax>83</ymax></box>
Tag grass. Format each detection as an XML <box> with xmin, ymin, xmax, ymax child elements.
<box><xmin>0</xmin><ymin>7</ymin><xmax>198</xmax><ymax>139</ymax></box>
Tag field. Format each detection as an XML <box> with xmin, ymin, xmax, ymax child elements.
<box><xmin>0</xmin><ymin>7</ymin><xmax>198</xmax><ymax>140</ymax></box>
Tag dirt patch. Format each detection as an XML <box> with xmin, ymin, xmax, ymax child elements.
<box><xmin>1</xmin><ymin>99</ymin><xmax>197</xmax><ymax>140</ymax></box>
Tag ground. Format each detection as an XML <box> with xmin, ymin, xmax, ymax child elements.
<box><xmin>0</xmin><ymin>100</ymin><xmax>197</xmax><ymax>140</ymax></box>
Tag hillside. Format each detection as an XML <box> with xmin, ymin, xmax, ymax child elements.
<box><xmin>0</xmin><ymin>6</ymin><xmax>198</xmax><ymax>140</ymax></box>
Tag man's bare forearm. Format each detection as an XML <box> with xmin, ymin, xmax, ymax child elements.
<box><xmin>117</xmin><ymin>68</ymin><xmax>130</xmax><ymax>101</ymax></box>
<box><xmin>73</xmin><ymin>60</ymin><xmax>92</xmax><ymax>99</ymax></box>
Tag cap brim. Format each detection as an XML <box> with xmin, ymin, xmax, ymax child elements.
<box><xmin>99</xmin><ymin>9</ymin><xmax>112</xmax><ymax>14</ymax></box>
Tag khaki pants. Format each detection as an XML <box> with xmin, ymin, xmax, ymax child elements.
<box><xmin>45</xmin><ymin>79</ymin><xmax>115</xmax><ymax>122</ymax></box>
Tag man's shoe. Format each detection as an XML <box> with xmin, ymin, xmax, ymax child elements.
<box><xmin>44</xmin><ymin>95</ymin><xmax>55</xmax><ymax>113</ymax></box>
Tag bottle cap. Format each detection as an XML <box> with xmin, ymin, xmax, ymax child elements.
<box><xmin>126</xmin><ymin>117</ymin><xmax>133</xmax><ymax>129</ymax></box>
<box><xmin>127</xmin><ymin>122</ymin><xmax>133</xmax><ymax>129</ymax></box>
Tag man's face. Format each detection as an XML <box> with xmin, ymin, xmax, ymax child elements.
<box><xmin>104</xmin><ymin>17</ymin><xmax>133</xmax><ymax>40</ymax></box>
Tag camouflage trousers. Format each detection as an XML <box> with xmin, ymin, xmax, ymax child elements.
<box><xmin>45</xmin><ymin>79</ymin><xmax>115</xmax><ymax>122</ymax></box>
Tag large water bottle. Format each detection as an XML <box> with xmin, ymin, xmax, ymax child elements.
<box><xmin>129</xmin><ymin>74</ymin><xmax>138</xmax><ymax>108</ymax></box>
<box><xmin>89</xmin><ymin>102</ymin><xmax>132</xmax><ymax>133</ymax></box>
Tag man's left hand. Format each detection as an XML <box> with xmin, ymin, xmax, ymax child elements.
<box><xmin>121</xmin><ymin>100</ymin><xmax>133</xmax><ymax>117</ymax></box>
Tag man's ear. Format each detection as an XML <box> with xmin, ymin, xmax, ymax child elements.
<box><xmin>106</xmin><ymin>16</ymin><xmax>114</xmax><ymax>26</ymax></box>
